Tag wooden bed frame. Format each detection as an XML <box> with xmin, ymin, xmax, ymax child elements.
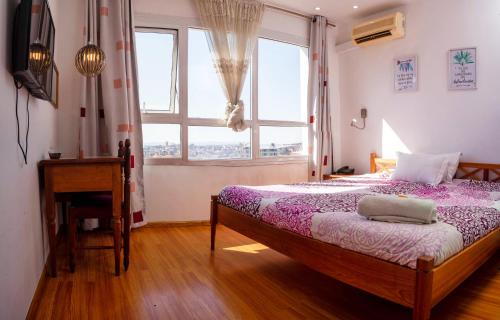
<box><xmin>210</xmin><ymin>153</ymin><xmax>500</xmax><ymax>320</ymax></box>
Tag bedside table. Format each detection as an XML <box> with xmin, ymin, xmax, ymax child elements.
<box><xmin>322</xmin><ymin>174</ymin><xmax>355</xmax><ymax>180</ymax></box>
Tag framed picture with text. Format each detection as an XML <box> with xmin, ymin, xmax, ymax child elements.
<box><xmin>394</xmin><ymin>56</ymin><xmax>417</xmax><ymax>92</ymax></box>
<box><xmin>449</xmin><ymin>47</ymin><xmax>476</xmax><ymax>90</ymax></box>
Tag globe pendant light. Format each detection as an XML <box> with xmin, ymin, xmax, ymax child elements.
<box><xmin>29</xmin><ymin>5</ymin><xmax>51</xmax><ymax>75</ymax></box>
<box><xmin>29</xmin><ymin>40</ymin><xmax>51</xmax><ymax>75</ymax></box>
<box><xmin>75</xmin><ymin>42</ymin><xmax>106</xmax><ymax>77</ymax></box>
<box><xmin>75</xmin><ymin>0</ymin><xmax>106</xmax><ymax>77</ymax></box>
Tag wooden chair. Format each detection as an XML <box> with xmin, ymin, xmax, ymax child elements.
<box><xmin>68</xmin><ymin>139</ymin><xmax>132</xmax><ymax>276</ymax></box>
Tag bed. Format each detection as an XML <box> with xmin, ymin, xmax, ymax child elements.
<box><xmin>210</xmin><ymin>153</ymin><xmax>500</xmax><ymax>320</ymax></box>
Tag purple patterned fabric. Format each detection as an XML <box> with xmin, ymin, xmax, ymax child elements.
<box><xmin>437</xmin><ymin>206</ymin><xmax>499</xmax><ymax>246</ymax></box>
<box><xmin>311</xmin><ymin>212</ymin><xmax>461</xmax><ymax>269</ymax></box>
<box><xmin>218</xmin><ymin>186</ymin><xmax>263</xmax><ymax>216</ymax></box>
<box><xmin>458</xmin><ymin>180</ymin><xmax>500</xmax><ymax>192</ymax></box>
<box><xmin>261</xmin><ymin>193</ymin><xmax>365</xmax><ymax>237</ymax></box>
<box><xmin>369</xmin><ymin>181</ymin><xmax>429</xmax><ymax>195</ymax></box>
<box><xmin>218</xmin><ymin>175</ymin><xmax>500</xmax><ymax>268</ymax></box>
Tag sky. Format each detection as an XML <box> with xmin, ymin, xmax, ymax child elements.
<box><xmin>136</xmin><ymin>29</ymin><xmax>309</xmax><ymax>148</ymax></box>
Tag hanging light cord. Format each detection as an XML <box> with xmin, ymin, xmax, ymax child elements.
<box><xmin>14</xmin><ymin>80</ymin><xmax>30</xmax><ymax>164</ymax></box>
<box><xmin>87</xmin><ymin>0</ymin><xmax>91</xmax><ymax>43</ymax></box>
<box><xmin>37</xmin><ymin>1</ymin><xmax>44</xmax><ymax>41</ymax></box>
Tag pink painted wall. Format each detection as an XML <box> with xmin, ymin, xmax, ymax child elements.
<box><xmin>0</xmin><ymin>1</ymin><xmax>60</xmax><ymax>318</ymax></box>
<box><xmin>145</xmin><ymin>164</ymin><xmax>308</xmax><ymax>222</ymax></box>
<box><xmin>337</xmin><ymin>0</ymin><xmax>500</xmax><ymax>173</ymax></box>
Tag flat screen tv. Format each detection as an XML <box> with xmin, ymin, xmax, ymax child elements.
<box><xmin>12</xmin><ymin>0</ymin><xmax>55</xmax><ymax>101</ymax></box>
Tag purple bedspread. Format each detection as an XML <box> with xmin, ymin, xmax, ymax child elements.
<box><xmin>218</xmin><ymin>176</ymin><xmax>500</xmax><ymax>268</ymax></box>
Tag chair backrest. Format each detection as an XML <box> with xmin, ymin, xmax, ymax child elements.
<box><xmin>117</xmin><ymin>139</ymin><xmax>131</xmax><ymax>217</ymax></box>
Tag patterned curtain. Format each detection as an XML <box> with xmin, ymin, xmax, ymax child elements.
<box><xmin>79</xmin><ymin>0</ymin><xmax>146</xmax><ymax>228</ymax></box>
<box><xmin>308</xmin><ymin>16</ymin><xmax>333</xmax><ymax>181</ymax></box>
<box><xmin>193</xmin><ymin>0</ymin><xmax>264</xmax><ymax>132</ymax></box>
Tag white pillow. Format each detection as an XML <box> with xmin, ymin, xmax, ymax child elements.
<box><xmin>414</xmin><ymin>152</ymin><xmax>461</xmax><ymax>182</ymax></box>
<box><xmin>391</xmin><ymin>152</ymin><xmax>449</xmax><ymax>185</ymax></box>
<box><xmin>435</xmin><ymin>152</ymin><xmax>461</xmax><ymax>182</ymax></box>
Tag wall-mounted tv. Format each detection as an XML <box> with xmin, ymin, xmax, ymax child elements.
<box><xmin>12</xmin><ymin>0</ymin><xmax>55</xmax><ymax>101</ymax></box>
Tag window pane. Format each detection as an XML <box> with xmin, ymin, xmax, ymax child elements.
<box><xmin>188</xmin><ymin>28</ymin><xmax>251</xmax><ymax>119</ymax></box>
<box><xmin>142</xmin><ymin>124</ymin><xmax>181</xmax><ymax>158</ymax></box>
<box><xmin>259</xmin><ymin>126</ymin><xmax>307</xmax><ymax>157</ymax></box>
<box><xmin>188</xmin><ymin>126</ymin><xmax>251</xmax><ymax>160</ymax></box>
<box><xmin>136</xmin><ymin>30</ymin><xmax>178</xmax><ymax>113</ymax></box>
<box><xmin>258</xmin><ymin>39</ymin><xmax>308</xmax><ymax>122</ymax></box>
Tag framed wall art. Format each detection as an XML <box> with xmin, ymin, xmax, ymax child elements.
<box><xmin>449</xmin><ymin>47</ymin><xmax>476</xmax><ymax>90</ymax></box>
<box><xmin>394</xmin><ymin>56</ymin><xmax>417</xmax><ymax>92</ymax></box>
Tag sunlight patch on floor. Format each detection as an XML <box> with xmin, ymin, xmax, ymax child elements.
<box><xmin>223</xmin><ymin>243</ymin><xmax>269</xmax><ymax>254</ymax></box>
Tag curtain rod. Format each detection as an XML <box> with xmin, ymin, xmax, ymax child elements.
<box><xmin>264</xmin><ymin>4</ymin><xmax>336</xmax><ymax>28</ymax></box>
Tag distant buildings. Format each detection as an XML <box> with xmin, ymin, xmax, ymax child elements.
<box><xmin>143</xmin><ymin>142</ymin><xmax>303</xmax><ymax>159</ymax></box>
<box><xmin>259</xmin><ymin>143</ymin><xmax>302</xmax><ymax>157</ymax></box>
<box><xmin>143</xmin><ymin>142</ymin><xmax>180</xmax><ymax>158</ymax></box>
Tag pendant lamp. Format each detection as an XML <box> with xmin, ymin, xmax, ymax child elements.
<box><xmin>75</xmin><ymin>0</ymin><xmax>106</xmax><ymax>77</ymax></box>
<box><xmin>29</xmin><ymin>40</ymin><xmax>51</xmax><ymax>75</ymax></box>
<box><xmin>29</xmin><ymin>5</ymin><xmax>51</xmax><ymax>75</ymax></box>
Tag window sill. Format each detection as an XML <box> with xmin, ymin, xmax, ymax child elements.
<box><xmin>144</xmin><ymin>157</ymin><xmax>308</xmax><ymax>167</ymax></box>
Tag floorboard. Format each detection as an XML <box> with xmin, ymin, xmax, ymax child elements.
<box><xmin>28</xmin><ymin>226</ymin><xmax>500</xmax><ymax>319</ymax></box>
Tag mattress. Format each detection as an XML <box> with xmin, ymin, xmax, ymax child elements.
<box><xmin>218</xmin><ymin>175</ymin><xmax>500</xmax><ymax>269</ymax></box>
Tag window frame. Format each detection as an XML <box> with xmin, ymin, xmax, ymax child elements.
<box><xmin>136</xmin><ymin>27</ymin><xmax>179</xmax><ymax>115</ymax></box>
<box><xmin>136</xmin><ymin>21</ymin><xmax>309</xmax><ymax>167</ymax></box>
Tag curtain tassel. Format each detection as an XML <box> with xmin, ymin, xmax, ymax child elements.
<box><xmin>225</xmin><ymin>100</ymin><xmax>247</xmax><ymax>132</ymax></box>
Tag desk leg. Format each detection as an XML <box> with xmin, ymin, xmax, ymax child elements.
<box><xmin>44</xmin><ymin>174</ymin><xmax>57</xmax><ymax>277</ymax></box>
<box><xmin>123</xmin><ymin>210</ymin><xmax>130</xmax><ymax>271</ymax></box>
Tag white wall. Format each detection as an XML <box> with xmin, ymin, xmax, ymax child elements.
<box><xmin>55</xmin><ymin>0</ymin><xmax>83</xmax><ymax>159</ymax></box>
<box><xmin>337</xmin><ymin>0</ymin><xmax>500</xmax><ymax>174</ymax></box>
<box><xmin>0</xmin><ymin>0</ymin><xmax>60</xmax><ymax>318</ymax></box>
<box><xmin>329</xmin><ymin>27</ymin><xmax>342</xmax><ymax>171</ymax></box>
<box><xmin>145</xmin><ymin>163</ymin><xmax>307</xmax><ymax>221</ymax></box>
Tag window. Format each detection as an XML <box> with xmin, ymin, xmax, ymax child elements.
<box><xmin>188</xmin><ymin>126</ymin><xmax>251</xmax><ymax>160</ymax></box>
<box><xmin>259</xmin><ymin>126</ymin><xmax>307</xmax><ymax>157</ymax></box>
<box><xmin>257</xmin><ymin>38</ymin><xmax>309</xmax><ymax>159</ymax></box>
<box><xmin>136</xmin><ymin>26</ymin><xmax>309</xmax><ymax>164</ymax></box>
<box><xmin>258</xmin><ymin>38</ymin><xmax>308</xmax><ymax>122</ymax></box>
<box><xmin>136</xmin><ymin>29</ymin><xmax>178</xmax><ymax>113</ymax></box>
<box><xmin>142</xmin><ymin>124</ymin><xmax>181</xmax><ymax>159</ymax></box>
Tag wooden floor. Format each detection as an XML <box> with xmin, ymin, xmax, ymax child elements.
<box><xmin>28</xmin><ymin>226</ymin><xmax>499</xmax><ymax>319</ymax></box>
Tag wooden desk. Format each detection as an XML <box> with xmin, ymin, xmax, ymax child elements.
<box><xmin>39</xmin><ymin>158</ymin><xmax>123</xmax><ymax>277</ymax></box>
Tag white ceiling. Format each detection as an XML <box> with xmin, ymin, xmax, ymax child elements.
<box><xmin>265</xmin><ymin>0</ymin><xmax>416</xmax><ymax>43</ymax></box>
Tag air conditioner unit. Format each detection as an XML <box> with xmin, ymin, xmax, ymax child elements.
<box><xmin>352</xmin><ymin>12</ymin><xmax>405</xmax><ymax>47</ymax></box>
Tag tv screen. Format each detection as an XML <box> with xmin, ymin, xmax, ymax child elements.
<box><xmin>12</xmin><ymin>0</ymin><xmax>55</xmax><ymax>101</ymax></box>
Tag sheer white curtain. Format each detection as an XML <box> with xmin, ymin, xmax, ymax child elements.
<box><xmin>194</xmin><ymin>0</ymin><xmax>264</xmax><ymax>131</ymax></box>
<box><xmin>308</xmin><ymin>16</ymin><xmax>333</xmax><ymax>181</ymax></box>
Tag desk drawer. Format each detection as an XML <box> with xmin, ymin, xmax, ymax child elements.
<box><xmin>50</xmin><ymin>164</ymin><xmax>117</xmax><ymax>192</ymax></box>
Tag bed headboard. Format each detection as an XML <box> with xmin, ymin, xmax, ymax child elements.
<box><xmin>369</xmin><ymin>152</ymin><xmax>500</xmax><ymax>182</ymax></box>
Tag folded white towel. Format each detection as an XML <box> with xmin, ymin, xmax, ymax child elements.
<box><xmin>357</xmin><ymin>195</ymin><xmax>438</xmax><ymax>224</ymax></box>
